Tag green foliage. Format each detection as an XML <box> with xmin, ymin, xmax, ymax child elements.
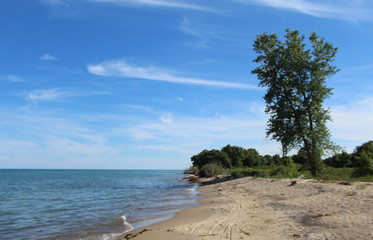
<box><xmin>231</xmin><ymin>167</ymin><xmax>269</xmax><ymax>178</ymax></box>
<box><xmin>183</xmin><ymin>166</ymin><xmax>199</xmax><ymax>175</ymax></box>
<box><xmin>189</xmin><ymin>141</ymin><xmax>373</xmax><ymax>182</ymax></box>
<box><xmin>316</xmin><ymin>167</ymin><xmax>354</xmax><ymax>181</ymax></box>
<box><xmin>352</xmin><ymin>152</ymin><xmax>373</xmax><ymax>177</ymax></box>
<box><xmin>353</xmin><ymin>141</ymin><xmax>373</xmax><ymax>157</ymax></box>
<box><xmin>199</xmin><ymin>164</ymin><xmax>225</xmax><ymax>178</ymax></box>
<box><xmin>191</xmin><ymin>149</ymin><xmax>231</xmax><ymax>169</ymax></box>
<box><xmin>243</xmin><ymin>148</ymin><xmax>261</xmax><ymax>167</ymax></box>
<box><xmin>270</xmin><ymin>165</ymin><xmax>299</xmax><ymax>178</ymax></box>
<box><xmin>292</xmin><ymin>149</ymin><xmax>307</xmax><ymax>165</ymax></box>
<box><xmin>252</xmin><ymin>29</ymin><xmax>339</xmax><ymax>176</ymax></box>
<box><xmin>221</xmin><ymin>145</ymin><xmax>246</xmax><ymax>167</ymax></box>
<box><xmin>324</xmin><ymin>151</ymin><xmax>351</xmax><ymax>168</ymax></box>
<box><xmin>272</xmin><ymin>154</ymin><xmax>282</xmax><ymax>165</ymax></box>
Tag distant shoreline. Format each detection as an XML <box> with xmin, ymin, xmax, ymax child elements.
<box><xmin>116</xmin><ymin>176</ymin><xmax>373</xmax><ymax>240</ymax></box>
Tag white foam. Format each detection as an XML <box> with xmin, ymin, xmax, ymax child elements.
<box><xmin>186</xmin><ymin>184</ymin><xmax>199</xmax><ymax>195</ymax></box>
<box><xmin>102</xmin><ymin>214</ymin><xmax>133</xmax><ymax>240</ymax></box>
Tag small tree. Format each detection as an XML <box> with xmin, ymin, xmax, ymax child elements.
<box><xmin>243</xmin><ymin>148</ymin><xmax>261</xmax><ymax>167</ymax></box>
<box><xmin>191</xmin><ymin>149</ymin><xmax>231</xmax><ymax>169</ymax></box>
<box><xmin>252</xmin><ymin>29</ymin><xmax>339</xmax><ymax>176</ymax></box>
<box><xmin>221</xmin><ymin>145</ymin><xmax>246</xmax><ymax>167</ymax></box>
<box><xmin>352</xmin><ymin>141</ymin><xmax>373</xmax><ymax>176</ymax></box>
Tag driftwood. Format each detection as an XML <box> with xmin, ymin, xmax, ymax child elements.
<box><xmin>289</xmin><ymin>180</ymin><xmax>297</xmax><ymax>186</ymax></box>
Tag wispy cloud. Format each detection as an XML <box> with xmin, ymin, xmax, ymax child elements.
<box><xmin>88</xmin><ymin>0</ymin><xmax>214</xmax><ymax>12</ymax></box>
<box><xmin>2</xmin><ymin>75</ymin><xmax>25</xmax><ymax>82</ymax></box>
<box><xmin>87</xmin><ymin>59</ymin><xmax>257</xmax><ymax>89</ymax></box>
<box><xmin>23</xmin><ymin>88</ymin><xmax>72</xmax><ymax>105</ymax></box>
<box><xmin>179</xmin><ymin>16</ymin><xmax>211</xmax><ymax>48</ymax></box>
<box><xmin>22</xmin><ymin>88</ymin><xmax>107</xmax><ymax>106</ymax></box>
<box><xmin>160</xmin><ymin>113</ymin><xmax>174</xmax><ymax>124</ymax></box>
<box><xmin>235</xmin><ymin>0</ymin><xmax>373</xmax><ymax>22</ymax></box>
<box><xmin>39</xmin><ymin>53</ymin><xmax>59</xmax><ymax>61</ymax></box>
<box><xmin>180</xmin><ymin>16</ymin><xmax>204</xmax><ymax>37</ymax></box>
<box><xmin>329</xmin><ymin>96</ymin><xmax>373</xmax><ymax>146</ymax></box>
<box><xmin>39</xmin><ymin>0</ymin><xmax>68</xmax><ymax>5</ymax></box>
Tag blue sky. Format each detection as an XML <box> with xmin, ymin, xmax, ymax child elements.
<box><xmin>1</xmin><ymin>0</ymin><xmax>373</xmax><ymax>169</ymax></box>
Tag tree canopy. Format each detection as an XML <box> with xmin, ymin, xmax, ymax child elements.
<box><xmin>252</xmin><ymin>29</ymin><xmax>339</xmax><ymax>175</ymax></box>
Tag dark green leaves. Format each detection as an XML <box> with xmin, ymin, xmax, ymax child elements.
<box><xmin>252</xmin><ymin>29</ymin><xmax>339</xmax><ymax>175</ymax></box>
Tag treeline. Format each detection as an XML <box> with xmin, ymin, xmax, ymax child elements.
<box><xmin>186</xmin><ymin>141</ymin><xmax>373</xmax><ymax>181</ymax></box>
<box><xmin>324</xmin><ymin>141</ymin><xmax>373</xmax><ymax>176</ymax></box>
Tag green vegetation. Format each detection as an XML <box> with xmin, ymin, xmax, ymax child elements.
<box><xmin>186</xmin><ymin>30</ymin><xmax>373</xmax><ymax>182</ymax></box>
<box><xmin>252</xmin><ymin>29</ymin><xmax>339</xmax><ymax>176</ymax></box>
<box><xmin>187</xmin><ymin>141</ymin><xmax>373</xmax><ymax>182</ymax></box>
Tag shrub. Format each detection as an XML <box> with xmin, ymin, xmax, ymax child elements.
<box><xmin>191</xmin><ymin>149</ymin><xmax>232</xmax><ymax>169</ymax></box>
<box><xmin>183</xmin><ymin>166</ymin><xmax>199</xmax><ymax>175</ymax></box>
<box><xmin>231</xmin><ymin>167</ymin><xmax>269</xmax><ymax>178</ymax></box>
<box><xmin>352</xmin><ymin>152</ymin><xmax>373</xmax><ymax>177</ymax></box>
<box><xmin>221</xmin><ymin>145</ymin><xmax>246</xmax><ymax>167</ymax></box>
<box><xmin>200</xmin><ymin>164</ymin><xmax>219</xmax><ymax>177</ymax></box>
<box><xmin>243</xmin><ymin>148</ymin><xmax>261</xmax><ymax>167</ymax></box>
<box><xmin>270</xmin><ymin>165</ymin><xmax>299</xmax><ymax>178</ymax></box>
<box><xmin>324</xmin><ymin>151</ymin><xmax>351</xmax><ymax>168</ymax></box>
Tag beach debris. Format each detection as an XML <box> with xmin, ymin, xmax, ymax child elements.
<box><xmin>240</xmin><ymin>229</ymin><xmax>251</xmax><ymax>236</ymax></box>
<box><xmin>314</xmin><ymin>213</ymin><xmax>332</xmax><ymax>218</ymax></box>
<box><xmin>122</xmin><ymin>229</ymin><xmax>150</xmax><ymax>239</ymax></box>
<box><xmin>289</xmin><ymin>180</ymin><xmax>297</xmax><ymax>186</ymax></box>
<box><xmin>339</xmin><ymin>181</ymin><xmax>352</xmax><ymax>185</ymax></box>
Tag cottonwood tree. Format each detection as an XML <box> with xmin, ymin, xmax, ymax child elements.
<box><xmin>252</xmin><ymin>29</ymin><xmax>339</xmax><ymax>175</ymax></box>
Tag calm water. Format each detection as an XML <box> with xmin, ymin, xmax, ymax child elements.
<box><xmin>0</xmin><ymin>170</ymin><xmax>200</xmax><ymax>240</ymax></box>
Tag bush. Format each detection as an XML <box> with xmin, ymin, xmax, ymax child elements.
<box><xmin>243</xmin><ymin>148</ymin><xmax>261</xmax><ymax>167</ymax></box>
<box><xmin>183</xmin><ymin>166</ymin><xmax>199</xmax><ymax>175</ymax></box>
<box><xmin>191</xmin><ymin>149</ymin><xmax>232</xmax><ymax>169</ymax></box>
<box><xmin>270</xmin><ymin>165</ymin><xmax>299</xmax><ymax>178</ymax></box>
<box><xmin>324</xmin><ymin>151</ymin><xmax>351</xmax><ymax>168</ymax></box>
<box><xmin>200</xmin><ymin>164</ymin><xmax>219</xmax><ymax>177</ymax></box>
<box><xmin>352</xmin><ymin>152</ymin><xmax>373</xmax><ymax>177</ymax></box>
<box><xmin>231</xmin><ymin>167</ymin><xmax>269</xmax><ymax>178</ymax></box>
<box><xmin>221</xmin><ymin>145</ymin><xmax>246</xmax><ymax>167</ymax></box>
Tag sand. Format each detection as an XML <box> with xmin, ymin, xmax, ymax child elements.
<box><xmin>116</xmin><ymin>177</ymin><xmax>373</xmax><ymax>240</ymax></box>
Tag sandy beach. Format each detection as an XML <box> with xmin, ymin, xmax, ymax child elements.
<box><xmin>116</xmin><ymin>177</ymin><xmax>373</xmax><ymax>240</ymax></box>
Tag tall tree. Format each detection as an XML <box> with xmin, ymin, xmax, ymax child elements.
<box><xmin>252</xmin><ymin>29</ymin><xmax>339</xmax><ymax>175</ymax></box>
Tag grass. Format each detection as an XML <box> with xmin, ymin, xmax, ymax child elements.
<box><xmin>227</xmin><ymin>166</ymin><xmax>373</xmax><ymax>182</ymax></box>
<box><xmin>313</xmin><ymin>167</ymin><xmax>373</xmax><ymax>182</ymax></box>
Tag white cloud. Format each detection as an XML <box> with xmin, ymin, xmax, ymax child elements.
<box><xmin>236</xmin><ymin>0</ymin><xmax>373</xmax><ymax>22</ymax></box>
<box><xmin>160</xmin><ymin>113</ymin><xmax>173</xmax><ymax>124</ymax></box>
<box><xmin>0</xmin><ymin>101</ymin><xmax>276</xmax><ymax>169</ymax></box>
<box><xmin>329</xmin><ymin>96</ymin><xmax>373</xmax><ymax>143</ymax></box>
<box><xmin>89</xmin><ymin>0</ymin><xmax>214</xmax><ymax>12</ymax></box>
<box><xmin>39</xmin><ymin>53</ymin><xmax>59</xmax><ymax>61</ymax></box>
<box><xmin>22</xmin><ymin>88</ymin><xmax>107</xmax><ymax>106</ymax></box>
<box><xmin>125</xmin><ymin>113</ymin><xmax>266</xmax><ymax>142</ymax></box>
<box><xmin>39</xmin><ymin>0</ymin><xmax>68</xmax><ymax>5</ymax></box>
<box><xmin>3</xmin><ymin>75</ymin><xmax>25</xmax><ymax>82</ymax></box>
<box><xmin>87</xmin><ymin>59</ymin><xmax>258</xmax><ymax>89</ymax></box>
<box><xmin>24</xmin><ymin>88</ymin><xmax>69</xmax><ymax>105</ymax></box>
<box><xmin>180</xmin><ymin>16</ymin><xmax>202</xmax><ymax>37</ymax></box>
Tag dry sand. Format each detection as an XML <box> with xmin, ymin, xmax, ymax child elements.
<box><xmin>116</xmin><ymin>177</ymin><xmax>373</xmax><ymax>240</ymax></box>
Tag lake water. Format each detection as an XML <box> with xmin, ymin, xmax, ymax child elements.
<box><xmin>0</xmin><ymin>169</ymin><xmax>200</xmax><ymax>240</ymax></box>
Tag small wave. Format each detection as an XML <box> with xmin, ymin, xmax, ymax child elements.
<box><xmin>102</xmin><ymin>214</ymin><xmax>133</xmax><ymax>240</ymax></box>
<box><xmin>186</xmin><ymin>184</ymin><xmax>199</xmax><ymax>195</ymax></box>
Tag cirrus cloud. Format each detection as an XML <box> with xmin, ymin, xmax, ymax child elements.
<box><xmin>235</xmin><ymin>0</ymin><xmax>373</xmax><ymax>22</ymax></box>
<box><xmin>87</xmin><ymin>59</ymin><xmax>258</xmax><ymax>89</ymax></box>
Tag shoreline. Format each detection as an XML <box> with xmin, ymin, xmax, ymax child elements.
<box><xmin>116</xmin><ymin>176</ymin><xmax>373</xmax><ymax>240</ymax></box>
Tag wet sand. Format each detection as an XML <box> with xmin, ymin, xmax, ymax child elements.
<box><xmin>116</xmin><ymin>177</ymin><xmax>373</xmax><ymax>240</ymax></box>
